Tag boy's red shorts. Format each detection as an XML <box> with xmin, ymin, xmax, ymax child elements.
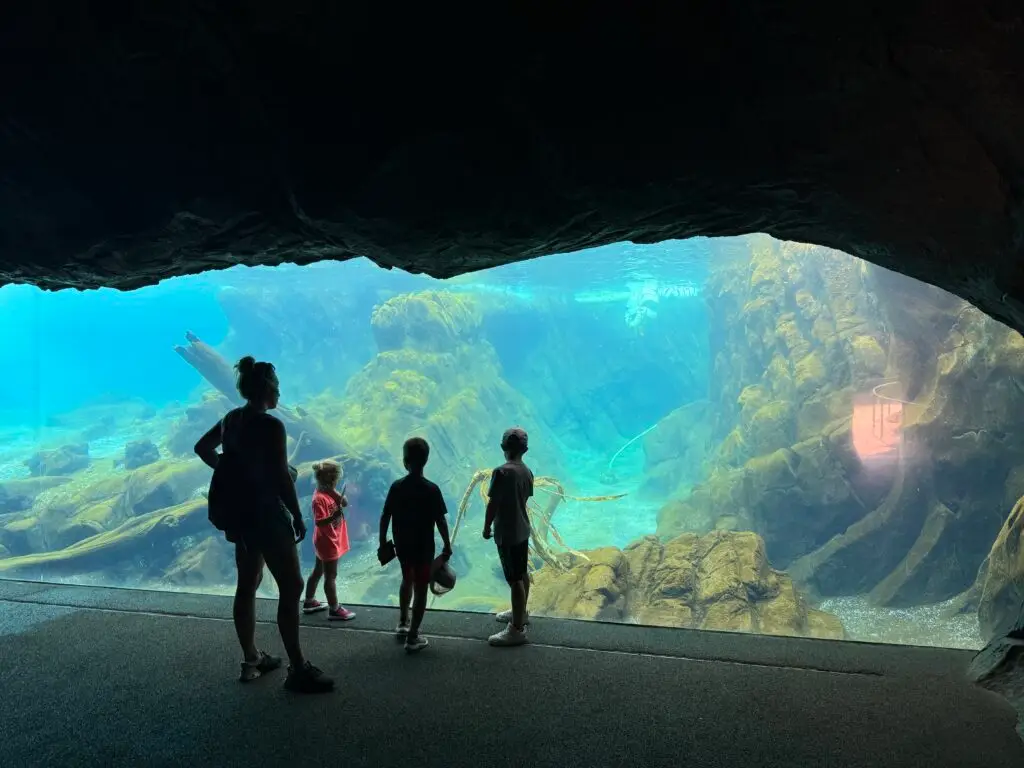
<box><xmin>401</xmin><ymin>560</ymin><xmax>432</xmax><ymax>585</ymax></box>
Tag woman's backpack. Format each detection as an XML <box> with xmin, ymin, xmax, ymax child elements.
<box><xmin>207</xmin><ymin>413</ymin><xmax>256</xmax><ymax>541</ymax></box>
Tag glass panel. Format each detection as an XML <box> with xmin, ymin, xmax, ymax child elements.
<box><xmin>0</xmin><ymin>234</ymin><xmax>1015</xmax><ymax>650</ymax></box>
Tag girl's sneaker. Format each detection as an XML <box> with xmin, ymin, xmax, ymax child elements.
<box><xmin>328</xmin><ymin>605</ymin><xmax>356</xmax><ymax>621</ymax></box>
<box><xmin>396</xmin><ymin>621</ymin><xmax>411</xmax><ymax>638</ymax></box>
<box><xmin>302</xmin><ymin>599</ymin><xmax>328</xmax><ymax>614</ymax></box>
<box><xmin>405</xmin><ymin>634</ymin><xmax>429</xmax><ymax>653</ymax></box>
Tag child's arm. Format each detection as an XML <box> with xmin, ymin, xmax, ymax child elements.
<box><xmin>482</xmin><ymin>469</ymin><xmax>501</xmax><ymax>539</ymax></box>
<box><xmin>434</xmin><ymin>486</ymin><xmax>453</xmax><ymax>558</ymax></box>
<box><xmin>313</xmin><ymin>496</ymin><xmax>336</xmax><ymax>527</ymax></box>
<box><xmin>378</xmin><ymin>486</ymin><xmax>395</xmax><ymax>545</ymax></box>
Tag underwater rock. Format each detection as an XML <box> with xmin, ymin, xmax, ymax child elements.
<box><xmin>0</xmin><ymin>498</ymin><xmax>210</xmax><ymax>578</ymax></box>
<box><xmin>370</xmin><ymin>291</ymin><xmax>482</xmax><ymax>353</ymax></box>
<box><xmin>529</xmin><ymin>531</ymin><xmax>844</xmax><ymax>640</ymax></box>
<box><xmin>120</xmin><ymin>459</ymin><xmax>212</xmax><ymax>519</ymax></box>
<box><xmin>969</xmin><ymin>632</ymin><xmax>1024</xmax><ymax>743</ymax></box>
<box><xmin>657</xmin><ymin>419</ymin><xmax>872</xmax><ymax>568</ymax></box>
<box><xmin>124</xmin><ymin>439</ymin><xmax>160</xmax><ymax>470</ymax></box>
<box><xmin>338</xmin><ymin>296</ymin><xmax>565</xmax><ymax>498</ymax></box>
<box><xmin>161</xmin><ymin>534</ymin><xmax>235</xmax><ymax>589</ymax></box>
<box><xmin>978</xmin><ymin>496</ymin><xmax>1024</xmax><ymax>641</ymax></box>
<box><xmin>165</xmin><ymin>391</ymin><xmax>235</xmax><ymax>456</ymax></box>
<box><xmin>639</xmin><ymin>401</ymin><xmax>714</xmax><ymax>500</ymax></box>
<box><xmin>25</xmin><ymin>443</ymin><xmax>90</xmax><ymax>477</ymax></box>
<box><xmin>0</xmin><ymin>476</ymin><xmax>71</xmax><ymax>515</ymax></box>
<box><xmin>659</xmin><ymin>238</ymin><xmax>1024</xmax><ymax>609</ymax></box>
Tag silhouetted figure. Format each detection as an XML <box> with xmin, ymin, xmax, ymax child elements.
<box><xmin>195</xmin><ymin>356</ymin><xmax>334</xmax><ymax>693</ymax></box>
<box><xmin>484</xmin><ymin>427</ymin><xmax>534</xmax><ymax>646</ymax></box>
<box><xmin>302</xmin><ymin>460</ymin><xmax>356</xmax><ymax>620</ymax></box>
<box><xmin>379</xmin><ymin>437</ymin><xmax>453</xmax><ymax>652</ymax></box>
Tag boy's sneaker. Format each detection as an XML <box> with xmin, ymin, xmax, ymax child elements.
<box><xmin>396</xmin><ymin>621</ymin><xmax>411</xmax><ymax>638</ymax></box>
<box><xmin>302</xmin><ymin>599</ymin><xmax>328</xmax><ymax>614</ymax></box>
<box><xmin>284</xmin><ymin>661</ymin><xmax>334</xmax><ymax>694</ymax></box>
<box><xmin>405</xmin><ymin>634</ymin><xmax>429</xmax><ymax>653</ymax></box>
<box><xmin>495</xmin><ymin>609</ymin><xmax>530</xmax><ymax>625</ymax></box>
<box><xmin>328</xmin><ymin>605</ymin><xmax>356</xmax><ymax>621</ymax></box>
<box><xmin>489</xmin><ymin>622</ymin><xmax>529</xmax><ymax>647</ymax></box>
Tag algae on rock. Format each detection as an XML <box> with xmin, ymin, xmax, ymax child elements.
<box><xmin>529</xmin><ymin>530</ymin><xmax>844</xmax><ymax>639</ymax></box>
<box><xmin>337</xmin><ymin>290</ymin><xmax>564</xmax><ymax>501</ymax></box>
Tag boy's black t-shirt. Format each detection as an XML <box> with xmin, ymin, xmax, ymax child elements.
<box><xmin>384</xmin><ymin>474</ymin><xmax>448</xmax><ymax>564</ymax></box>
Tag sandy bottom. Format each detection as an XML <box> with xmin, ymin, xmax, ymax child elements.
<box><xmin>818</xmin><ymin>594</ymin><xmax>983</xmax><ymax>650</ymax></box>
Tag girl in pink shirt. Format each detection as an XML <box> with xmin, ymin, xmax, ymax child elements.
<box><xmin>302</xmin><ymin>460</ymin><xmax>355</xmax><ymax>620</ymax></box>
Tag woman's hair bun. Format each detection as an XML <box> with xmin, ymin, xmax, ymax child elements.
<box><xmin>235</xmin><ymin>356</ymin><xmax>256</xmax><ymax>375</ymax></box>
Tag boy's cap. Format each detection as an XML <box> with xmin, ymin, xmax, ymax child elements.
<box><xmin>501</xmin><ymin>427</ymin><xmax>528</xmax><ymax>450</ymax></box>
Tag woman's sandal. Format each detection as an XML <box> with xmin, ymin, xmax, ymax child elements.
<box><xmin>239</xmin><ymin>650</ymin><xmax>283</xmax><ymax>683</ymax></box>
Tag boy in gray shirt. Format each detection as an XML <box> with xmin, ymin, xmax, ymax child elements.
<box><xmin>482</xmin><ymin>427</ymin><xmax>534</xmax><ymax>646</ymax></box>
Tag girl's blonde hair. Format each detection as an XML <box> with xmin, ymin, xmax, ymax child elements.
<box><xmin>312</xmin><ymin>460</ymin><xmax>341</xmax><ymax>488</ymax></box>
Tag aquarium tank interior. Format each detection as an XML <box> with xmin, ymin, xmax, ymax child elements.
<box><xmin>2</xmin><ymin>232</ymin><xmax>1021</xmax><ymax>651</ymax></box>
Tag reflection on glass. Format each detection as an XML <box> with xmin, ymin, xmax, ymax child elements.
<box><xmin>0</xmin><ymin>234</ymin><xmax>1017</xmax><ymax>652</ymax></box>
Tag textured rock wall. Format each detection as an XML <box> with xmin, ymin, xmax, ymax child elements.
<box><xmin>658</xmin><ymin>239</ymin><xmax>1024</xmax><ymax>609</ymax></box>
<box><xmin>2</xmin><ymin>5</ymin><xmax>1024</xmax><ymax>338</ymax></box>
<box><xmin>530</xmin><ymin>530</ymin><xmax>844</xmax><ymax>640</ymax></box>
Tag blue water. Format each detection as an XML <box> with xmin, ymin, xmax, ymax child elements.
<box><xmin>0</xmin><ymin>280</ymin><xmax>228</xmax><ymax>421</ymax></box>
<box><xmin>0</xmin><ymin>234</ymin><xmax>990</xmax><ymax>651</ymax></box>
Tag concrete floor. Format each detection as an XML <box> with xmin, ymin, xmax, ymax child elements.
<box><xmin>0</xmin><ymin>579</ymin><xmax>1021</xmax><ymax>768</ymax></box>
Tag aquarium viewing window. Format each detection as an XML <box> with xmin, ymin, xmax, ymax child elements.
<box><xmin>0</xmin><ymin>233</ymin><xmax>1018</xmax><ymax>652</ymax></box>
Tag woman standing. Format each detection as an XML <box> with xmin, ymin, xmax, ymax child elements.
<box><xmin>195</xmin><ymin>356</ymin><xmax>334</xmax><ymax>693</ymax></box>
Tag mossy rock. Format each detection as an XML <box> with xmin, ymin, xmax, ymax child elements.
<box><xmin>805</xmin><ymin>609</ymin><xmax>846</xmax><ymax>640</ymax></box>
<box><xmin>978</xmin><ymin>499</ymin><xmax>1024</xmax><ymax>640</ymax></box>
<box><xmin>165</xmin><ymin>391</ymin><xmax>234</xmax><ymax>456</ymax></box>
<box><xmin>121</xmin><ymin>459</ymin><xmax>211</xmax><ymax>518</ymax></box>
<box><xmin>53</xmin><ymin>520</ymin><xmax>106</xmax><ymax>550</ymax></box>
<box><xmin>0</xmin><ymin>498</ymin><xmax>209</xmax><ymax>578</ymax></box>
<box><xmin>533</xmin><ymin>531</ymin><xmax>842</xmax><ymax>639</ymax></box>
<box><xmin>25</xmin><ymin>443</ymin><xmax>90</xmax><ymax>477</ymax></box>
<box><xmin>793</xmin><ymin>352</ymin><xmax>827</xmax><ymax>398</ymax></box>
<box><xmin>764</xmin><ymin>355</ymin><xmax>794</xmax><ymax>399</ymax></box>
<box><xmin>0</xmin><ymin>476</ymin><xmax>72</xmax><ymax>514</ymax></box>
<box><xmin>370</xmin><ymin>291</ymin><xmax>482</xmax><ymax>352</ymax></box>
<box><xmin>530</xmin><ymin>546</ymin><xmax>629</xmax><ymax>621</ymax></box>
<box><xmin>744</xmin><ymin>400</ymin><xmax>795</xmax><ymax>457</ymax></box>
<box><xmin>162</xmin><ymin>535</ymin><xmax>235</xmax><ymax>589</ymax></box>
<box><xmin>850</xmin><ymin>334</ymin><xmax>887</xmax><ymax>378</ymax></box>
<box><xmin>795</xmin><ymin>388</ymin><xmax>852</xmax><ymax>442</ymax></box>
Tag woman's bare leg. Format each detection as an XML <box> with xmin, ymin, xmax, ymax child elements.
<box><xmin>262</xmin><ymin>540</ymin><xmax>306</xmax><ymax>668</ymax></box>
<box><xmin>234</xmin><ymin>544</ymin><xmax>264</xmax><ymax>662</ymax></box>
<box><xmin>304</xmin><ymin>557</ymin><xmax>324</xmax><ymax>603</ymax></box>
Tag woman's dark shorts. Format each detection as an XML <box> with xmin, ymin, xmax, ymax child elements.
<box><xmin>497</xmin><ymin>540</ymin><xmax>529</xmax><ymax>583</ymax></box>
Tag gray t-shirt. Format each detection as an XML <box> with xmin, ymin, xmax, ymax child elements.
<box><xmin>488</xmin><ymin>460</ymin><xmax>534</xmax><ymax>546</ymax></box>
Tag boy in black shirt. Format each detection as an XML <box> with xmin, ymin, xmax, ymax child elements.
<box><xmin>379</xmin><ymin>437</ymin><xmax>452</xmax><ymax>652</ymax></box>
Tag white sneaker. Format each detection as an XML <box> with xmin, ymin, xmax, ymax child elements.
<box><xmin>489</xmin><ymin>622</ymin><xmax>529</xmax><ymax>647</ymax></box>
<box><xmin>495</xmin><ymin>609</ymin><xmax>530</xmax><ymax>625</ymax></box>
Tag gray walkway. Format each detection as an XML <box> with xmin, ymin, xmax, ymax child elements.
<box><xmin>0</xmin><ymin>579</ymin><xmax>1021</xmax><ymax>768</ymax></box>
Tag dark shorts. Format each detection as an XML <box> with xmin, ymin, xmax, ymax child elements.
<box><xmin>232</xmin><ymin>501</ymin><xmax>294</xmax><ymax>554</ymax></box>
<box><xmin>400</xmin><ymin>560</ymin><xmax>432</xmax><ymax>585</ymax></box>
<box><xmin>497</xmin><ymin>540</ymin><xmax>529</xmax><ymax>583</ymax></box>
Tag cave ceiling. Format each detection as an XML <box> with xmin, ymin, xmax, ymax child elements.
<box><xmin>1</xmin><ymin>3</ymin><xmax>1023</xmax><ymax>329</ymax></box>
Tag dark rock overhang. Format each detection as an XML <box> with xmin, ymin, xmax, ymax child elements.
<box><xmin>2</xmin><ymin>3</ymin><xmax>1023</xmax><ymax>329</ymax></box>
